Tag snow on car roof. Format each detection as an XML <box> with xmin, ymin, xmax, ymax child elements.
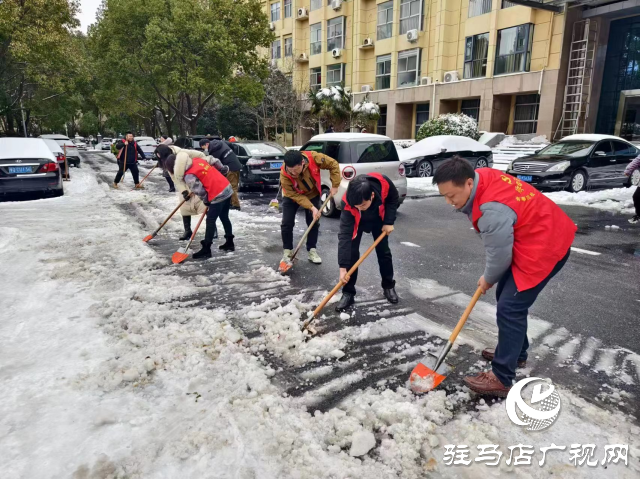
<box><xmin>0</xmin><ymin>138</ymin><xmax>56</xmax><ymax>160</ymax></box>
<box><xmin>398</xmin><ymin>135</ymin><xmax>490</xmax><ymax>162</ymax></box>
<box><xmin>41</xmin><ymin>138</ymin><xmax>63</xmax><ymax>154</ymax></box>
<box><xmin>39</xmin><ymin>134</ymin><xmax>70</xmax><ymax>140</ymax></box>
<box><xmin>310</xmin><ymin>133</ymin><xmax>390</xmax><ymax>142</ymax></box>
<box><xmin>561</xmin><ymin>134</ymin><xmax>629</xmax><ymax>143</ymax></box>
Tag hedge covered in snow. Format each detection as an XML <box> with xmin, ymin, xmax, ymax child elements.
<box><xmin>416</xmin><ymin>113</ymin><xmax>480</xmax><ymax>141</ymax></box>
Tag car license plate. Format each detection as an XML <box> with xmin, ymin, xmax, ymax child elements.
<box><xmin>517</xmin><ymin>175</ymin><xmax>533</xmax><ymax>182</ymax></box>
<box><xmin>9</xmin><ymin>166</ymin><xmax>32</xmax><ymax>174</ymax></box>
<box><xmin>270</xmin><ymin>162</ymin><xmax>282</xmax><ymax>169</ymax></box>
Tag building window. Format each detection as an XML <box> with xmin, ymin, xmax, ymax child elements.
<box><xmin>468</xmin><ymin>0</ymin><xmax>491</xmax><ymax>18</ymax></box>
<box><xmin>502</xmin><ymin>0</ymin><xmax>518</xmax><ymax>8</ymax></box>
<box><xmin>461</xmin><ymin>99</ymin><xmax>481</xmax><ymax>121</ymax></box>
<box><xmin>400</xmin><ymin>0</ymin><xmax>422</xmax><ymax>35</ymax></box>
<box><xmin>284</xmin><ymin>37</ymin><xmax>293</xmax><ymax>57</ymax></box>
<box><xmin>513</xmin><ymin>94</ymin><xmax>539</xmax><ymax>134</ymax></box>
<box><xmin>311</xmin><ymin>23</ymin><xmax>322</xmax><ymax>55</ymax></box>
<box><xmin>310</xmin><ymin>67</ymin><xmax>322</xmax><ymax>91</ymax></box>
<box><xmin>271</xmin><ymin>39</ymin><xmax>281</xmax><ymax>59</ymax></box>
<box><xmin>415</xmin><ymin>103</ymin><xmax>429</xmax><ymax>137</ymax></box>
<box><xmin>495</xmin><ymin>24</ymin><xmax>534</xmax><ymax>76</ymax></box>
<box><xmin>270</xmin><ymin>2</ymin><xmax>281</xmax><ymax>22</ymax></box>
<box><xmin>376</xmin><ymin>54</ymin><xmax>392</xmax><ymax>90</ymax></box>
<box><xmin>464</xmin><ymin>33</ymin><xmax>489</xmax><ymax>79</ymax></box>
<box><xmin>284</xmin><ymin>0</ymin><xmax>292</xmax><ymax>18</ymax></box>
<box><xmin>377</xmin><ymin>106</ymin><xmax>388</xmax><ymax>136</ymax></box>
<box><xmin>398</xmin><ymin>48</ymin><xmax>420</xmax><ymax>88</ymax></box>
<box><xmin>327</xmin><ymin>17</ymin><xmax>344</xmax><ymax>51</ymax></box>
<box><xmin>310</xmin><ymin>0</ymin><xmax>322</xmax><ymax>11</ymax></box>
<box><xmin>327</xmin><ymin>64</ymin><xmax>344</xmax><ymax>86</ymax></box>
<box><xmin>377</xmin><ymin>1</ymin><xmax>394</xmax><ymax>40</ymax></box>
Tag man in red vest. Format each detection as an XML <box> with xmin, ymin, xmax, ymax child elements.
<box><xmin>336</xmin><ymin>174</ymin><xmax>400</xmax><ymax>311</ymax></box>
<box><xmin>280</xmin><ymin>150</ymin><xmax>341</xmax><ymax>265</ymax></box>
<box><xmin>433</xmin><ymin>157</ymin><xmax>576</xmax><ymax>397</ymax></box>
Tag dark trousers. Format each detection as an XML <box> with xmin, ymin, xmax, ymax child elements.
<box><xmin>280</xmin><ymin>195</ymin><xmax>321</xmax><ymax>250</ymax></box>
<box><xmin>163</xmin><ymin>170</ymin><xmax>175</xmax><ymax>190</ymax></box>
<box><xmin>205</xmin><ymin>198</ymin><xmax>232</xmax><ymax>242</ymax></box>
<box><xmin>633</xmin><ymin>186</ymin><xmax>640</xmax><ymax>215</ymax></box>
<box><xmin>492</xmin><ymin>249</ymin><xmax>571</xmax><ymax>387</ymax></box>
<box><xmin>343</xmin><ymin>221</ymin><xmax>395</xmax><ymax>295</ymax></box>
<box><xmin>114</xmin><ymin>161</ymin><xmax>140</xmax><ymax>184</ymax></box>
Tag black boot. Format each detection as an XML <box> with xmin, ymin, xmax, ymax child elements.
<box><xmin>383</xmin><ymin>287</ymin><xmax>399</xmax><ymax>304</ymax></box>
<box><xmin>179</xmin><ymin>216</ymin><xmax>192</xmax><ymax>240</ymax></box>
<box><xmin>335</xmin><ymin>292</ymin><xmax>355</xmax><ymax>312</ymax></box>
<box><xmin>219</xmin><ymin>235</ymin><xmax>235</xmax><ymax>251</ymax></box>
<box><xmin>192</xmin><ymin>240</ymin><xmax>212</xmax><ymax>259</ymax></box>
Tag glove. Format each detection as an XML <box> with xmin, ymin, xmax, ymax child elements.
<box><xmin>220</xmin><ymin>165</ymin><xmax>229</xmax><ymax>175</ymax></box>
<box><xmin>182</xmin><ymin>190</ymin><xmax>190</xmax><ymax>201</ymax></box>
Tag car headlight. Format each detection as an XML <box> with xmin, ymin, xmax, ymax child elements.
<box><xmin>547</xmin><ymin>161</ymin><xmax>570</xmax><ymax>172</ymax></box>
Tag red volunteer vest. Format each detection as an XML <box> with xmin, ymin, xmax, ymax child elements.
<box><xmin>117</xmin><ymin>140</ymin><xmax>138</xmax><ymax>161</ymax></box>
<box><xmin>280</xmin><ymin>151</ymin><xmax>322</xmax><ymax>196</ymax></box>
<box><xmin>342</xmin><ymin>173</ymin><xmax>390</xmax><ymax>239</ymax></box>
<box><xmin>184</xmin><ymin>158</ymin><xmax>230</xmax><ymax>202</ymax></box>
<box><xmin>471</xmin><ymin>168</ymin><xmax>576</xmax><ymax>291</ymax></box>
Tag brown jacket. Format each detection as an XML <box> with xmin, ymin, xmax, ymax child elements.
<box><xmin>280</xmin><ymin>151</ymin><xmax>341</xmax><ymax>209</ymax></box>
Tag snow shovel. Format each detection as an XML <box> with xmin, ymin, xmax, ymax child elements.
<box><xmin>119</xmin><ymin>143</ymin><xmax>128</xmax><ymax>184</ymax></box>
<box><xmin>133</xmin><ymin>164</ymin><xmax>157</xmax><ymax>190</ymax></box>
<box><xmin>143</xmin><ymin>194</ymin><xmax>191</xmax><ymax>242</ymax></box>
<box><xmin>269</xmin><ymin>186</ymin><xmax>281</xmax><ymax>210</ymax></box>
<box><xmin>279</xmin><ymin>194</ymin><xmax>332</xmax><ymax>275</ymax></box>
<box><xmin>301</xmin><ymin>231</ymin><xmax>388</xmax><ymax>334</ymax></box>
<box><xmin>409</xmin><ymin>287</ymin><xmax>483</xmax><ymax>394</ymax></box>
<box><xmin>172</xmin><ymin>207</ymin><xmax>208</xmax><ymax>264</ymax></box>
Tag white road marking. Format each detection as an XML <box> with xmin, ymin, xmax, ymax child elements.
<box><xmin>571</xmin><ymin>247</ymin><xmax>601</xmax><ymax>256</ymax></box>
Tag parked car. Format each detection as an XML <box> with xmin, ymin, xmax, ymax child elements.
<box><xmin>101</xmin><ymin>138</ymin><xmax>112</xmax><ymax>150</ymax></box>
<box><xmin>134</xmin><ymin>136</ymin><xmax>157</xmax><ymax>145</ymax></box>
<box><xmin>398</xmin><ymin>136</ymin><xmax>493</xmax><ymax>178</ymax></box>
<box><xmin>41</xmin><ymin>138</ymin><xmax>68</xmax><ymax>168</ymax></box>
<box><xmin>39</xmin><ymin>134</ymin><xmax>80</xmax><ymax>167</ymax></box>
<box><xmin>0</xmin><ymin>138</ymin><xmax>63</xmax><ymax>197</ymax></box>
<box><xmin>73</xmin><ymin>137</ymin><xmax>87</xmax><ymax>150</ymax></box>
<box><xmin>300</xmin><ymin>133</ymin><xmax>407</xmax><ymax>217</ymax></box>
<box><xmin>229</xmin><ymin>141</ymin><xmax>287</xmax><ymax>190</ymax></box>
<box><xmin>506</xmin><ymin>134</ymin><xmax>640</xmax><ymax>193</ymax></box>
<box><xmin>137</xmin><ymin>139</ymin><xmax>159</xmax><ymax>160</ymax></box>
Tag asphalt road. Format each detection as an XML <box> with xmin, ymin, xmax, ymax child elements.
<box><xmin>77</xmin><ymin>152</ymin><xmax>640</xmax><ymax>421</ymax></box>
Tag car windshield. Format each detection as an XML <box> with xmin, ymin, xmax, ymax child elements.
<box><xmin>536</xmin><ymin>141</ymin><xmax>594</xmax><ymax>157</ymax></box>
<box><xmin>138</xmin><ymin>140</ymin><xmax>156</xmax><ymax>146</ymax></box>
<box><xmin>244</xmin><ymin>143</ymin><xmax>286</xmax><ymax>156</ymax></box>
<box><xmin>352</xmin><ymin>140</ymin><xmax>399</xmax><ymax>163</ymax></box>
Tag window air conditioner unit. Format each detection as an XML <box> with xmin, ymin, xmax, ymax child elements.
<box><xmin>362</xmin><ymin>38</ymin><xmax>374</xmax><ymax>47</ymax></box>
<box><xmin>332</xmin><ymin>48</ymin><xmax>342</xmax><ymax>58</ymax></box>
<box><xmin>297</xmin><ymin>7</ymin><xmax>308</xmax><ymax>19</ymax></box>
<box><xmin>269</xmin><ymin>22</ymin><xmax>276</xmax><ymax>31</ymax></box>
<box><xmin>331</xmin><ymin>0</ymin><xmax>342</xmax><ymax>10</ymax></box>
<box><xmin>361</xmin><ymin>85</ymin><xmax>373</xmax><ymax>93</ymax></box>
<box><xmin>443</xmin><ymin>70</ymin><xmax>459</xmax><ymax>83</ymax></box>
<box><xmin>297</xmin><ymin>52</ymin><xmax>309</xmax><ymax>62</ymax></box>
<box><xmin>406</xmin><ymin>29</ymin><xmax>419</xmax><ymax>42</ymax></box>
<box><xmin>420</xmin><ymin>76</ymin><xmax>432</xmax><ymax>86</ymax></box>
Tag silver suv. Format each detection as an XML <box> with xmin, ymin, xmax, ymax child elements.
<box><xmin>300</xmin><ymin>133</ymin><xmax>407</xmax><ymax>217</ymax></box>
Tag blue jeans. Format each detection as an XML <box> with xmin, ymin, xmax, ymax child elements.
<box><xmin>492</xmin><ymin>249</ymin><xmax>571</xmax><ymax>387</ymax></box>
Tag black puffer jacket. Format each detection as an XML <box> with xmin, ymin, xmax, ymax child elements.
<box><xmin>207</xmin><ymin>139</ymin><xmax>242</xmax><ymax>172</ymax></box>
<box><xmin>116</xmin><ymin>140</ymin><xmax>146</xmax><ymax>164</ymax></box>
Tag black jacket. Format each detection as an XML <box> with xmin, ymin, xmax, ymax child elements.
<box><xmin>207</xmin><ymin>139</ymin><xmax>241</xmax><ymax>172</ymax></box>
<box><xmin>338</xmin><ymin>174</ymin><xmax>399</xmax><ymax>267</ymax></box>
<box><xmin>116</xmin><ymin>140</ymin><xmax>146</xmax><ymax>164</ymax></box>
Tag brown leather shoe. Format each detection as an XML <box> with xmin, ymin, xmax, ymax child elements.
<box><xmin>464</xmin><ymin>371</ymin><xmax>511</xmax><ymax>397</ymax></box>
<box><xmin>482</xmin><ymin>348</ymin><xmax>527</xmax><ymax>368</ymax></box>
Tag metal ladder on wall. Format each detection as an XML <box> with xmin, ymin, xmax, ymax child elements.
<box><xmin>554</xmin><ymin>20</ymin><xmax>597</xmax><ymax>141</ymax></box>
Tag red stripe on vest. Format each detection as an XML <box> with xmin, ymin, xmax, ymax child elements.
<box><xmin>471</xmin><ymin>168</ymin><xmax>576</xmax><ymax>291</ymax></box>
<box><xmin>184</xmin><ymin>158</ymin><xmax>230</xmax><ymax>202</ymax></box>
<box><xmin>280</xmin><ymin>151</ymin><xmax>322</xmax><ymax>196</ymax></box>
<box><xmin>342</xmin><ymin>173</ymin><xmax>390</xmax><ymax>239</ymax></box>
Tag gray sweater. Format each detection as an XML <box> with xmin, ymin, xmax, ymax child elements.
<box><xmin>459</xmin><ymin>172</ymin><xmax>517</xmax><ymax>285</ymax></box>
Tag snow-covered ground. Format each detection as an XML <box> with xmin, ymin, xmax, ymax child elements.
<box><xmin>546</xmin><ymin>187</ymin><xmax>636</xmax><ymax>215</ymax></box>
<box><xmin>0</xmin><ymin>162</ymin><xmax>638</xmax><ymax>478</ymax></box>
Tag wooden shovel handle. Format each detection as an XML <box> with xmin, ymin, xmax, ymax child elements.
<box><xmin>184</xmin><ymin>207</ymin><xmax>208</xmax><ymax>251</ymax></box>
<box><xmin>137</xmin><ymin>165</ymin><xmax>157</xmax><ymax>187</ymax></box>
<box><xmin>449</xmin><ymin>287</ymin><xmax>483</xmax><ymax>343</ymax></box>
<box><xmin>290</xmin><ymin>194</ymin><xmax>333</xmax><ymax>260</ymax></box>
<box><xmin>153</xmin><ymin>194</ymin><xmax>190</xmax><ymax>235</ymax></box>
<box><xmin>312</xmin><ymin>231</ymin><xmax>388</xmax><ymax>318</ymax></box>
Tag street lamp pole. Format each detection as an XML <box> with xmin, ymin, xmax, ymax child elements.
<box><xmin>20</xmin><ymin>98</ymin><xmax>27</xmax><ymax>137</ymax></box>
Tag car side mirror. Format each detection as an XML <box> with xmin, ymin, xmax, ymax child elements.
<box><xmin>440</xmin><ymin>148</ymin><xmax>447</xmax><ymax>154</ymax></box>
<box><xmin>594</xmin><ymin>151</ymin><xmax>606</xmax><ymax>156</ymax></box>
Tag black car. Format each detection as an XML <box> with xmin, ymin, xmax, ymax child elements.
<box><xmin>229</xmin><ymin>141</ymin><xmax>287</xmax><ymax>190</ymax></box>
<box><xmin>507</xmin><ymin>135</ymin><xmax>639</xmax><ymax>193</ymax></box>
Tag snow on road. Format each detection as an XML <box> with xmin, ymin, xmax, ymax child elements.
<box><xmin>0</xmin><ymin>162</ymin><xmax>638</xmax><ymax>478</ymax></box>
<box><xmin>546</xmin><ymin>187</ymin><xmax>636</xmax><ymax>214</ymax></box>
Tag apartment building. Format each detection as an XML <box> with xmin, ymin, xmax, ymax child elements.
<box><xmin>266</xmin><ymin>0</ymin><xmax>640</xmax><ymax>142</ymax></box>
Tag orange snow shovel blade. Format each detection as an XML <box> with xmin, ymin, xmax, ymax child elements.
<box><xmin>143</xmin><ymin>234</ymin><xmax>154</xmax><ymax>243</ymax></box>
<box><xmin>278</xmin><ymin>259</ymin><xmax>294</xmax><ymax>274</ymax></box>
<box><xmin>409</xmin><ymin>287</ymin><xmax>483</xmax><ymax>394</ymax></box>
<box><xmin>171</xmin><ymin>207</ymin><xmax>208</xmax><ymax>265</ymax></box>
